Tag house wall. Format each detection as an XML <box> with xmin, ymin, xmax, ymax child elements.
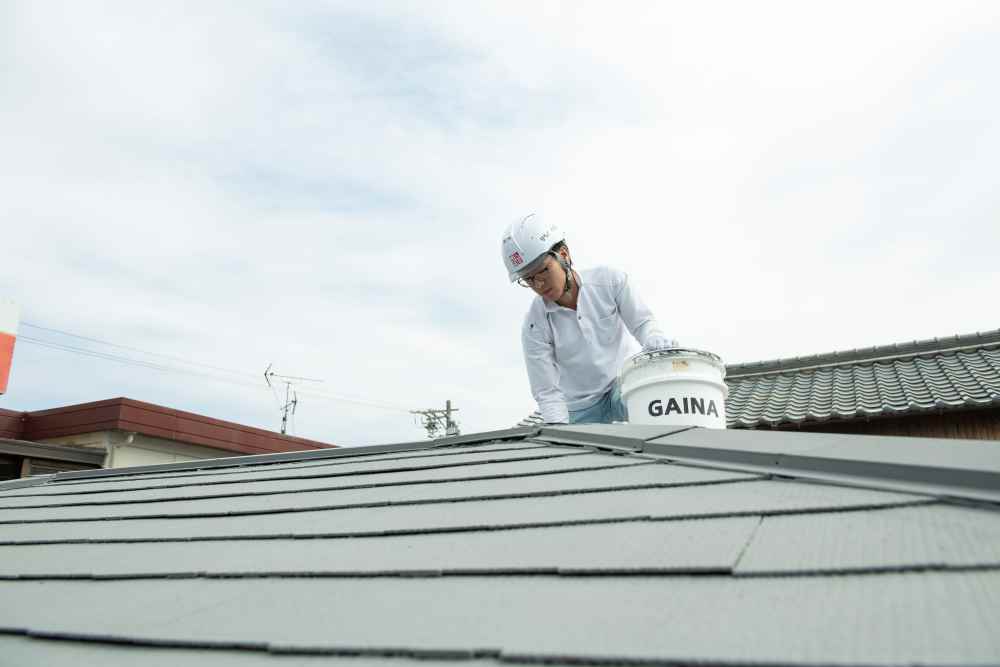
<box><xmin>785</xmin><ymin>409</ymin><xmax>1000</xmax><ymax>441</ymax></box>
<box><xmin>0</xmin><ymin>408</ymin><xmax>21</xmax><ymax>439</ymax></box>
<box><xmin>35</xmin><ymin>431</ymin><xmax>110</xmax><ymax>451</ymax></box>
<box><xmin>38</xmin><ymin>430</ymin><xmax>245</xmax><ymax>468</ymax></box>
<box><xmin>108</xmin><ymin>433</ymin><xmax>240</xmax><ymax>468</ymax></box>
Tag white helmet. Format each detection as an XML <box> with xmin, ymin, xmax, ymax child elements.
<box><xmin>501</xmin><ymin>213</ymin><xmax>565</xmax><ymax>283</ymax></box>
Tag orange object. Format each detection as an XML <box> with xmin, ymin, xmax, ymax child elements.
<box><xmin>0</xmin><ymin>301</ymin><xmax>18</xmax><ymax>395</ymax></box>
<box><xmin>0</xmin><ymin>331</ymin><xmax>13</xmax><ymax>394</ymax></box>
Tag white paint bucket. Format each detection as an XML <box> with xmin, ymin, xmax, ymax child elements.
<box><xmin>620</xmin><ymin>349</ymin><xmax>728</xmax><ymax>428</ymax></box>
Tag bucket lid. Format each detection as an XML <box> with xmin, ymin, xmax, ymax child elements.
<box><xmin>623</xmin><ymin>348</ymin><xmax>726</xmax><ymax>377</ymax></box>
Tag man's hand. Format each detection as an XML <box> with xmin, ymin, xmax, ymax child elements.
<box><xmin>643</xmin><ymin>335</ymin><xmax>678</xmax><ymax>351</ymax></box>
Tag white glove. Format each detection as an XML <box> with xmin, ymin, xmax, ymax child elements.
<box><xmin>643</xmin><ymin>335</ymin><xmax>678</xmax><ymax>351</ymax></box>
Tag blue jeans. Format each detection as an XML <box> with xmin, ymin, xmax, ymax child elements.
<box><xmin>568</xmin><ymin>380</ymin><xmax>628</xmax><ymax>424</ymax></box>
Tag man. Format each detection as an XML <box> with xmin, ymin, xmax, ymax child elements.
<box><xmin>502</xmin><ymin>213</ymin><xmax>675</xmax><ymax>425</ymax></box>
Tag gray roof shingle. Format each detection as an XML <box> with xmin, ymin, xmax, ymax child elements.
<box><xmin>2</xmin><ymin>424</ymin><xmax>999</xmax><ymax>665</ymax></box>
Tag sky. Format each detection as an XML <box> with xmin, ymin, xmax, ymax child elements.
<box><xmin>2</xmin><ymin>1</ymin><xmax>999</xmax><ymax>446</ymax></box>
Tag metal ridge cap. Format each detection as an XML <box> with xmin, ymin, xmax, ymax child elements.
<box><xmin>421</xmin><ymin>426</ymin><xmax>540</xmax><ymax>448</ymax></box>
<box><xmin>536</xmin><ymin>425</ymin><xmax>697</xmax><ymax>452</ymax></box>
<box><xmin>644</xmin><ymin>432</ymin><xmax>1000</xmax><ymax>502</ymax></box>
<box><xmin>726</xmin><ymin>329</ymin><xmax>1000</xmax><ymax>378</ymax></box>
<box><xmin>25</xmin><ymin>427</ymin><xmax>541</xmax><ymax>484</ymax></box>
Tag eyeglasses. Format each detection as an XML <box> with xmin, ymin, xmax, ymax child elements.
<box><xmin>516</xmin><ymin>255</ymin><xmax>554</xmax><ymax>288</ymax></box>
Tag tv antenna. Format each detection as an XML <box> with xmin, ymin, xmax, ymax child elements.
<box><xmin>264</xmin><ymin>363</ymin><xmax>323</xmax><ymax>434</ymax></box>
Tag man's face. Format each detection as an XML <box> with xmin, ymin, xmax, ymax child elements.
<box><xmin>522</xmin><ymin>254</ymin><xmax>565</xmax><ymax>300</ymax></box>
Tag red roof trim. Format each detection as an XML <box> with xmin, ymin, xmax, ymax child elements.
<box><xmin>7</xmin><ymin>398</ymin><xmax>334</xmax><ymax>454</ymax></box>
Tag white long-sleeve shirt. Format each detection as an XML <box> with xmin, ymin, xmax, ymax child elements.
<box><xmin>521</xmin><ymin>265</ymin><xmax>666</xmax><ymax>424</ymax></box>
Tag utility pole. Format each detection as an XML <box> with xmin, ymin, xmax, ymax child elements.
<box><xmin>411</xmin><ymin>400</ymin><xmax>460</xmax><ymax>439</ymax></box>
<box><xmin>444</xmin><ymin>399</ymin><xmax>459</xmax><ymax>437</ymax></box>
<box><xmin>264</xmin><ymin>364</ymin><xmax>323</xmax><ymax>435</ymax></box>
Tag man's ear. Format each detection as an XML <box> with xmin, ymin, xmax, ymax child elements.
<box><xmin>559</xmin><ymin>246</ymin><xmax>573</xmax><ymax>266</ymax></box>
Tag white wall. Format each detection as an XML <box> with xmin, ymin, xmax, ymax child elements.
<box><xmin>35</xmin><ymin>431</ymin><xmax>109</xmax><ymax>450</ymax></box>
<box><xmin>110</xmin><ymin>433</ymin><xmax>239</xmax><ymax>468</ymax></box>
<box><xmin>40</xmin><ymin>430</ymin><xmax>242</xmax><ymax>468</ymax></box>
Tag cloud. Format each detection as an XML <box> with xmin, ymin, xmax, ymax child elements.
<box><xmin>2</xmin><ymin>1</ymin><xmax>999</xmax><ymax>445</ymax></box>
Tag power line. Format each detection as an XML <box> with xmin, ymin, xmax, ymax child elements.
<box><xmin>22</xmin><ymin>322</ymin><xmax>259</xmax><ymax>380</ymax></box>
<box><xmin>19</xmin><ymin>336</ymin><xmax>269</xmax><ymax>392</ymax></box>
<box><xmin>295</xmin><ymin>386</ymin><xmax>412</xmax><ymax>413</ymax></box>
<box><xmin>16</xmin><ymin>328</ymin><xmax>413</xmax><ymax>414</ymax></box>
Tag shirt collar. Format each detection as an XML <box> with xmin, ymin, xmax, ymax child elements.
<box><xmin>541</xmin><ymin>270</ymin><xmax>583</xmax><ymax>312</ymax></box>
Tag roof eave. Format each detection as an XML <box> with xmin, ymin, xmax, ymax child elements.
<box><xmin>0</xmin><ymin>426</ymin><xmax>540</xmax><ymax>491</ymax></box>
<box><xmin>726</xmin><ymin>328</ymin><xmax>1000</xmax><ymax>378</ymax></box>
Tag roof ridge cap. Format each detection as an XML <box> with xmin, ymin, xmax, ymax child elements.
<box><xmin>727</xmin><ymin>328</ymin><xmax>1000</xmax><ymax>378</ymax></box>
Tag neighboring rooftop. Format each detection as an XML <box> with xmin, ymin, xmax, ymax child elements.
<box><xmin>2</xmin><ymin>423</ymin><xmax>999</xmax><ymax>665</ymax></box>
<box><xmin>726</xmin><ymin>328</ymin><xmax>1000</xmax><ymax>430</ymax></box>
<box><xmin>0</xmin><ymin>396</ymin><xmax>335</xmax><ymax>456</ymax></box>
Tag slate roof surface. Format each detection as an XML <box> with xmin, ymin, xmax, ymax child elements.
<box><xmin>518</xmin><ymin>330</ymin><xmax>1000</xmax><ymax>429</ymax></box>
<box><xmin>2</xmin><ymin>424</ymin><xmax>1000</xmax><ymax>666</ymax></box>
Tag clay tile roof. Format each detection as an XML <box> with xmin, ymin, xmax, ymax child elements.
<box><xmin>726</xmin><ymin>329</ymin><xmax>1000</xmax><ymax>428</ymax></box>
